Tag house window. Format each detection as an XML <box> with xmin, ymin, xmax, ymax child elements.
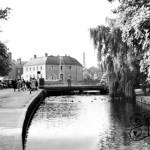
<box><xmin>18</xmin><ymin>69</ymin><xmax>20</xmax><ymax>73</ymax></box>
<box><xmin>69</xmin><ymin>66</ymin><xmax>72</xmax><ymax>70</ymax></box>
<box><xmin>30</xmin><ymin>67</ymin><xmax>31</xmax><ymax>71</ymax></box>
<box><xmin>61</xmin><ymin>66</ymin><xmax>63</xmax><ymax>70</ymax></box>
<box><xmin>33</xmin><ymin>67</ymin><xmax>35</xmax><ymax>71</ymax></box>
<box><xmin>40</xmin><ymin>66</ymin><xmax>42</xmax><ymax>70</ymax></box>
<box><xmin>60</xmin><ymin>74</ymin><xmax>63</xmax><ymax>80</ymax></box>
<box><xmin>26</xmin><ymin>67</ymin><xmax>28</xmax><ymax>71</ymax></box>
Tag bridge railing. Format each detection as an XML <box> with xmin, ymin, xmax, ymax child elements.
<box><xmin>44</xmin><ymin>80</ymin><xmax>101</xmax><ymax>86</ymax></box>
<box><xmin>39</xmin><ymin>78</ymin><xmax>101</xmax><ymax>87</ymax></box>
<box><xmin>44</xmin><ymin>80</ymin><xmax>67</xmax><ymax>86</ymax></box>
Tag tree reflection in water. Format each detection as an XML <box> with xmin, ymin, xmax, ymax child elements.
<box><xmin>25</xmin><ymin>95</ymin><xmax>150</xmax><ymax>150</ymax></box>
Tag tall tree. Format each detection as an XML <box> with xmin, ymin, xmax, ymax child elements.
<box><xmin>107</xmin><ymin>0</ymin><xmax>150</xmax><ymax>84</ymax></box>
<box><xmin>0</xmin><ymin>42</ymin><xmax>11</xmax><ymax>76</ymax></box>
<box><xmin>90</xmin><ymin>0</ymin><xmax>150</xmax><ymax>99</ymax></box>
<box><xmin>90</xmin><ymin>24</ymin><xmax>138</xmax><ymax>99</ymax></box>
<box><xmin>0</xmin><ymin>7</ymin><xmax>11</xmax><ymax>20</ymax></box>
<box><xmin>0</xmin><ymin>7</ymin><xmax>11</xmax><ymax>76</ymax></box>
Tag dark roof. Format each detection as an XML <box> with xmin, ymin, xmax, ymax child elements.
<box><xmin>46</xmin><ymin>55</ymin><xmax>82</xmax><ymax>67</ymax></box>
<box><xmin>15</xmin><ymin>61</ymin><xmax>28</xmax><ymax>68</ymax></box>
<box><xmin>24</xmin><ymin>55</ymin><xmax>82</xmax><ymax>67</ymax></box>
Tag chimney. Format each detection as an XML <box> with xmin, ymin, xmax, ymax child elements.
<box><xmin>8</xmin><ymin>52</ymin><xmax>12</xmax><ymax>60</ymax></box>
<box><xmin>34</xmin><ymin>55</ymin><xmax>36</xmax><ymax>59</ymax></box>
<box><xmin>45</xmin><ymin>53</ymin><xmax>48</xmax><ymax>57</ymax></box>
<box><xmin>19</xmin><ymin>58</ymin><xmax>21</xmax><ymax>64</ymax></box>
<box><xmin>83</xmin><ymin>52</ymin><xmax>86</xmax><ymax>68</ymax></box>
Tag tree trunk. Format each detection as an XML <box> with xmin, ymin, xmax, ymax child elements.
<box><xmin>108</xmin><ymin>72</ymin><xmax>120</xmax><ymax>98</ymax></box>
<box><xmin>124</xmin><ymin>80</ymin><xmax>135</xmax><ymax>100</ymax></box>
<box><xmin>108</xmin><ymin>72</ymin><xmax>135</xmax><ymax>100</ymax></box>
<box><xmin>141</xmin><ymin>83</ymin><xmax>147</xmax><ymax>95</ymax></box>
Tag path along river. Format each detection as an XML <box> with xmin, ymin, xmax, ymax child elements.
<box><xmin>25</xmin><ymin>95</ymin><xmax>150</xmax><ymax>150</ymax></box>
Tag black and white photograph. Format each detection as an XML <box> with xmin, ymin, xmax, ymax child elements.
<box><xmin>0</xmin><ymin>0</ymin><xmax>150</xmax><ymax>150</ymax></box>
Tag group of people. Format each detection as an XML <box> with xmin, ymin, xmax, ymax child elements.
<box><xmin>12</xmin><ymin>78</ymin><xmax>38</xmax><ymax>94</ymax></box>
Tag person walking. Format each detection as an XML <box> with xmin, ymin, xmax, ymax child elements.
<box><xmin>26</xmin><ymin>80</ymin><xmax>30</xmax><ymax>90</ymax></box>
<box><xmin>17</xmin><ymin>79</ymin><xmax>21</xmax><ymax>91</ymax></box>
<box><xmin>12</xmin><ymin>79</ymin><xmax>17</xmax><ymax>91</ymax></box>
<box><xmin>67</xmin><ymin>78</ymin><xmax>71</xmax><ymax>87</ymax></box>
<box><xmin>30</xmin><ymin>78</ymin><xmax>36</xmax><ymax>94</ymax></box>
<box><xmin>35</xmin><ymin>79</ymin><xmax>38</xmax><ymax>90</ymax></box>
<box><xmin>21</xmin><ymin>79</ymin><xmax>26</xmax><ymax>91</ymax></box>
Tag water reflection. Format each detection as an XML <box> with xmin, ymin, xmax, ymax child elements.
<box><xmin>25</xmin><ymin>95</ymin><xmax>150</xmax><ymax>150</ymax></box>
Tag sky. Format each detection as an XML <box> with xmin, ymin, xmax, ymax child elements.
<box><xmin>0</xmin><ymin>0</ymin><xmax>118</xmax><ymax>68</ymax></box>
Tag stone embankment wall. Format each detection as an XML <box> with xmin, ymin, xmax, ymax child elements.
<box><xmin>22</xmin><ymin>89</ymin><xmax>47</xmax><ymax>150</ymax></box>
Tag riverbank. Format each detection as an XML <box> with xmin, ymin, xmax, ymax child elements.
<box><xmin>135</xmin><ymin>89</ymin><xmax>150</xmax><ymax>105</ymax></box>
<box><xmin>0</xmin><ymin>88</ymin><xmax>148</xmax><ymax>150</ymax></box>
<box><xmin>0</xmin><ymin>88</ymin><xmax>47</xmax><ymax>150</ymax></box>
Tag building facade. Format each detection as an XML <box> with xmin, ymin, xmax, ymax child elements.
<box><xmin>2</xmin><ymin>53</ymin><xmax>28</xmax><ymax>80</ymax></box>
<box><xmin>23</xmin><ymin>55</ymin><xmax>47</xmax><ymax>81</ymax></box>
<box><xmin>23</xmin><ymin>54</ymin><xmax>83</xmax><ymax>82</ymax></box>
<box><xmin>15</xmin><ymin>58</ymin><xmax>28</xmax><ymax>79</ymax></box>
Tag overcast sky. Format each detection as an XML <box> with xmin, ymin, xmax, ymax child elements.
<box><xmin>0</xmin><ymin>0</ymin><xmax>118</xmax><ymax>68</ymax></box>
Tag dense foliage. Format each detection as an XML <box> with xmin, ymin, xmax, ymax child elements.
<box><xmin>0</xmin><ymin>7</ymin><xmax>11</xmax><ymax>20</ymax></box>
<box><xmin>90</xmin><ymin>0</ymin><xmax>150</xmax><ymax>99</ymax></box>
<box><xmin>90</xmin><ymin>25</ymin><xmax>137</xmax><ymax>99</ymax></box>
<box><xmin>110</xmin><ymin>0</ymin><xmax>150</xmax><ymax>81</ymax></box>
<box><xmin>0</xmin><ymin>7</ymin><xmax>11</xmax><ymax>76</ymax></box>
<box><xmin>0</xmin><ymin>42</ymin><xmax>11</xmax><ymax>76</ymax></box>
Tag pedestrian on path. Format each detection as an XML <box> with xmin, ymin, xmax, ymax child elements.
<box><xmin>35</xmin><ymin>79</ymin><xmax>38</xmax><ymax>90</ymax></box>
<box><xmin>12</xmin><ymin>79</ymin><xmax>17</xmax><ymax>91</ymax></box>
<box><xmin>26</xmin><ymin>80</ymin><xmax>30</xmax><ymax>90</ymax></box>
<box><xmin>17</xmin><ymin>79</ymin><xmax>21</xmax><ymax>91</ymax></box>
<box><xmin>67</xmin><ymin>78</ymin><xmax>71</xmax><ymax>87</ymax></box>
<box><xmin>30</xmin><ymin>78</ymin><xmax>36</xmax><ymax>94</ymax></box>
<box><xmin>21</xmin><ymin>79</ymin><xmax>26</xmax><ymax>91</ymax></box>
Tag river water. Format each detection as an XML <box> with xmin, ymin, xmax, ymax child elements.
<box><xmin>25</xmin><ymin>95</ymin><xmax>150</xmax><ymax>150</ymax></box>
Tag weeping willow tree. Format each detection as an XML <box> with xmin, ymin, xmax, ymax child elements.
<box><xmin>95</xmin><ymin>0</ymin><xmax>150</xmax><ymax>98</ymax></box>
<box><xmin>90</xmin><ymin>25</ymin><xmax>138</xmax><ymax>99</ymax></box>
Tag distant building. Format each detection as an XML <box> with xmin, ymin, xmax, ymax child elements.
<box><xmin>83</xmin><ymin>66</ymin><xmax>102</xmax><ymax>80</ymax></box>
<box><xmin>15</xmin><ymin>58</ymin><xmax>28</xmax><ymax>79</ymax></box>
<box><xmin>4</xmin><ymin>59</ymin><xmax>16</xmax><ymax>80</ymax></box>
<box><xmin>2</xmin><ymin>53</ymin><xmax>28</xmax><ymax>80</ymax></box>
<box><xmin>23</xmin><ymin>54</ymin><xmax>83</xmax><ymax>82</ymax></box>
